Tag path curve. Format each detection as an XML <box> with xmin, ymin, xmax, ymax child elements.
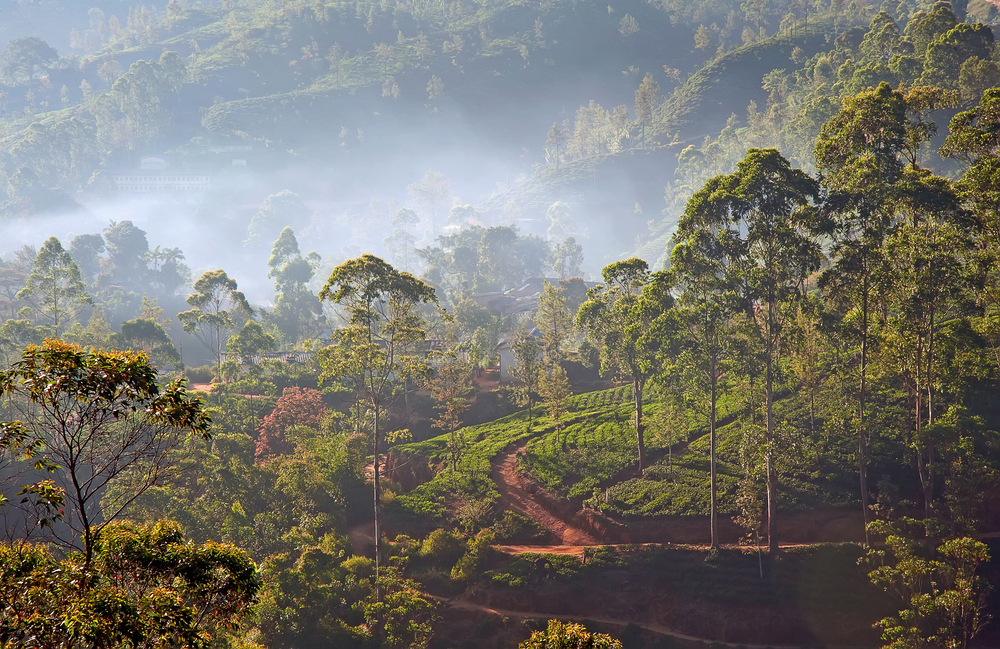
<box><xmin>494</xmin><ymin>541</ymin><xmax>823</xmax><ymax>556</ymax></box>
<box><xmin>437</xmin><ymin>595</ymin><xmax>797</xmax><ymax>649</ymax></box>
<box><xmin>492</xmin><ymin>441</ymin><xmax>601</xmax><ymax>545</ymax></box>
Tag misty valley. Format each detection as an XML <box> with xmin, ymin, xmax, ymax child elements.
<box><xmin>4</xmin><ymin>0</ymin><xmax>1000</xmax><ymax>648</ymax></box>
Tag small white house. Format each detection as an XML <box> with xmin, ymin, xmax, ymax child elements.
<box><xmin>111</xmin><ymin>154</ymin><xmax>211</xmax><ymax>203</ymax></box>
<box><xmin>494</xmin><ymin>326</ymin><xmax>542</xmax><ymax>383</ymax></box>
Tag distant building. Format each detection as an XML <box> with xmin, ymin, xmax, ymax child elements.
<box><xmin>110</xmin><ymin>154</ymin><xmax>211</xmax><ymax>203</ymax></box>
<box><xmin>220</xmin><ymin>351</ymin><xmax>313</xmax><ymax>365</ymax></box>
<box><xmin>494</xmin><ymin>326</ymin><xmax>541</xmax><ymax>383</ymax></box>
<box><xmin>469</xmin><ymin>277</ymin><xmax>598</xmax><ymax>319</ymax></box>
<box><xmin>505</xmin><ymin>277</ymin><xmax>598</xmax><ymax>299</ymax></box>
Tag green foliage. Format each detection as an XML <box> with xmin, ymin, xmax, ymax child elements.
<box><xmin>864</xmin><ymin>523</ymin><xmax>992</xmax><ymax>649</ymax></box>
<box><xmin>68</xmin><ymin>233</ymin><xmax>105</xmax><ymax>286</ymax></box>
<box><xmin>0</xmin><ymin>520</ymin><xmax>259</xmax><ymax>649</ymax></box>
<box><xmin>249</xmin><ymin>191</ymin><xmax>310</xmax><ymax>247</ymax></box>
<box><xmin>522</xmin><ymin>404</ymin><xmax>644</xmax><ymax>498</ymax></box>
<box><xmin>111</xmin><ymin>317</ymin><xmax>182</xmax><ymax>372</ymax></box>
<box><xmin>227</xmin><ymin>320</ymin><xmax>277</xmax><ymax>360</ymax></box>
<box><xmin>395</xmin><ymin>408</ymin><xmax>538</xmax><ymax>518</ymax></box>
<box><xmin>510</xmin><ymin>324</ymin><xmax>544</xmax><ymax>427</ymax></box>
<box><xmin>418</xmin><ymin>225</ymin><xmax>550</xmax><ymax>300</ymax></box>
<box><xmin>577</xmin><ymin>259</ymin><xmax>675</xmax><ymax>469</ymax></box>
<box><xmin>186</xmin><ymin>364</ymin><xmax>215</xmax><ymax>384</ymax></box>
<box><xmin>263</xmin><ymin>228</ymin><xmax>325</xmax><ymax>346</ymax></box>
<box><xmin>536</xmin><ymin>281</ymin><xmax>574</xmax><ymax>364</ymax></box>
<box><xmin>17</xmin><ymin>236</ymin><xmax>91</xmax><ymax>336</ymax></box>
<box><xmin>539</xmin><ymin>362</ymin><xmax>571</xmax><ymax>425</ymax></box>
<box><xmin>0</xmin><ymin>339</ymin><xmax>209</xmax><ymax>562</ymax></box>
<box><xmin>103</xmin><ymin>220</ymin><xmax>150</xmax><ymax>284</ymax></box>
<box><xmin>519</xmin><ymin>619</ymin><xmax>623</xmax><ymax>649</ymax></box>
<box><xmin>91</xmin><ymin>52</ymin><xmax>187</xmax><ymax>157</ymax></box>
<box><xmin>179</xmin><ymin>269</ymin><xmax>252</xmax><ymax>371</ymax></box>
<box><xmin>127</xmin><ymin>422</ymin><xmax>367</xmax><ymax>562</ymax></box>
<box><xmin>490</xmin><ymin>510</ymin><xmax>549</xmax><ymax>543</ymax></box>
<box><xmin>394</xmin><ymin>386</ymin><xmax>635</xmax><ymax>519</ymax></box>
<box><xmin>451</xmin><ymin>529</ymin><xmax>495</xmax><ymax>582</ymax></box>
<box><xmin>0</xmin><ymin>37</ymin><xmax>57</xmax><ymax>85</ymax></box>
<box><xmin>248</xmin><ymin>528</ymin><xmax>436</xmax><ymax>649</ymax></box>
<box><xmin>420</xmin><ymin>528</ymin><xmax>466</xmax><ymax>563</ymax></box>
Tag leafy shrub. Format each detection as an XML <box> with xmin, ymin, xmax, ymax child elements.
<box><xmin>490</xmin><ymin>511</ymin><xmax>548</xmax><ymax>543</ymax></box>
<box><xmin>582</xmin><ymin>545</ymin><xmax>624</xmax><ymax>568</ymax></box>
<box><xmin>389</xmin><ymin>534</ymin><xmax>421</xmax><ymax>563</ymax></box>
<box><xmin>341</xmin><ymin>555</ymin><xmax>374</xmax><ymax>578</ymax></box>
<box><xmin>451</xmin><ymin>530</ymin><xmax>495</xmax><ymax>582</ymax></box>
<box><xmin>185</xmin><ymin>364</ymin><xmax>215</xmax><ymax>384</ymax></box>
<box><xmin>520</xmin><ymin>619</ymin><xmax>622</xmax><ymax>649</ymax></box>
<box><xmin>488</xmin><ymin>570</ymin><xmax>527</xmax><ymax>587</ymax></box>
<box><xmin>420</xmin><ymin>528</ymin><xmax>465</xmax><ymax>563</ymax></box>
<box><xmin>456</xmin><ymin>497</ymin><xmax>494</xmax><ymax>532</ymax></box>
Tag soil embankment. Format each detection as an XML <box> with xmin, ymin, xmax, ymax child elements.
<box><xmin>492</xmin><ymin>441</ymin><xmax>622</xmax><ymax>545</ymax></box>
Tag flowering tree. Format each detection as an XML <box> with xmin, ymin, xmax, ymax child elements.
<box><xmin>255</xmin><ymin>387</ymin><xmax>328</xmax><ymax>462</ymax></box>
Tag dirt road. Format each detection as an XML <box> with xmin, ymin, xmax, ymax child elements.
<box><xmin>491</xmin><ymin>441</ymin><xmax>600</xmax><ymax>545</ymax></box>
<box><xmin>437</xmin><ymin>596</ymin><xmax>797</xmax><ymax>649</ymax></box>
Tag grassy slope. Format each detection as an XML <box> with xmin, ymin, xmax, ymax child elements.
<box><xmin>392</xmin><ymin>383</ymin><xmax>874</xmax><ymax>524</ymax></box>
<box><xmin>124</xmin><ymin>0</ymin><xmax>693</xmax><ymax>145</ymax></box>
<box><xmin>391</xmin><ymin>386</ymin><xmax>634</xmax><ymax>520</ymax></box>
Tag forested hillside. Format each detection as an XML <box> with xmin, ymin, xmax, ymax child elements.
<box><xmin>4</xmin><ymin>0</ymin><xmax>1000</xmax><ymax>648</ymax></box>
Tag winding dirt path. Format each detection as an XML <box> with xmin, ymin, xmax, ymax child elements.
<box><xmin>492</xmin><ymin>441</ymin><xmax>601</xmax><ymax>546</ymax></box>
<box><xmin>437</xmin><ymin>596</ymin><xmax>796</xmax><ymax>649</ymax></box>
<box><xmin>493</xmin><ymin>541</ymin><xmax>826</xmax><ymax>556</ymax></box>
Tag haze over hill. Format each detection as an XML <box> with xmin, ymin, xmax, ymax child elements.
<box><xmin>0</xmin><ymin>0</ymin><xmax>704</xmax><ymax>297</ymax></box>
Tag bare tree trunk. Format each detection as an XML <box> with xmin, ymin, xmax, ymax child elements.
<box><xmin>634</xmin><ymin>378</ymin><xmax>645</xmax><ymax>472</ymax></box>
<box><xmin>766</xmin><ymin>357</ymin><xmax>778</xmax><ymax>555</ymax></box>
<box><xmin>373</xmin><ymin>401</ymin><xmax>382</xmax><ymax>594</ymax></box>
<box><xmin>926</xmin><ymin>311</ymin><xmax>936</xmax><ymax>523</ymax></box>
<box><xmin>859</xmin><ymin>275</ymin><xmax>871</xmax><ymax>546</ymax></box>
<box><xmin>915</xmin><ymin>339</ymin><xmax>934</xmax><ymax>523</ymax></box>
<box><xmin>710</xmin><ymin>357</ymin><xmax>718</xmax><ymax>549</ymax></box>
<box><xmin>927</xmin><ymin>309</ymin><xmax>935</xmax><ymax>427</ymax></box>
<box><xmin>809</xmin><ymin>392</ymin><xmax>816</xmax><ymax>438</ymax></box>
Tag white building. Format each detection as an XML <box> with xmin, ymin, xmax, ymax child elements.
<box><xmin>110</xmin><ymin>155</ymin><xmax>211</xmax><ymax>203</ymax></box>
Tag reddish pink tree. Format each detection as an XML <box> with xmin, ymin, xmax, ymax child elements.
<box><xmin>255</xmin><ymin>387</ymin><xmax>328</xmax><ymax>462</ymax></box>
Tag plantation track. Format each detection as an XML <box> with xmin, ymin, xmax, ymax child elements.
<box><xmin>436</xmin><ymin>595</ymin><xmax>798</xmax><ymax>649</ymax></box>
<box><xmin>491</xmin><ymin>404</ymin><xmax>746</xmax><ymax>549</ymax></box>
<box><xmin>493</xmin><ymin>541</ymin><xmax>823</xmax><ymax>555</ymax></box>
<box><xmin>492</xmin><ymin>440</ymin><xmax>602</xmax><ymax>546</ymax></box>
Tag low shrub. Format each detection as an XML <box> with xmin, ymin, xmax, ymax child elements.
<box><xmin>490</xmin><ymin>511</ymin><xmax>548</xmax><ymax>544</ymax></box>
<box><xmin>185</xmin><ymin>364</ymin><xmax>215</xmax><ymax>384</ymax></box>
<box><xmin>451</xmin><ymin>530</ymin><xmax>495</xmax><ymax>582</ymax></box>
<box><xmin>420</xmin><ymin>528</ymin><xmax>465</xmax><ymax>563</ymax></box>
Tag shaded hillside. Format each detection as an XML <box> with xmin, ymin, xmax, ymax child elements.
<box><xmin>654</xmin><ymin>17</ymin><xmax>844</xmax><ymax>141</ymax></box>
<box><xmin>475</xmin><ymin>18</ymin><xmax>847</xmax><ymax>268</ymax></box>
